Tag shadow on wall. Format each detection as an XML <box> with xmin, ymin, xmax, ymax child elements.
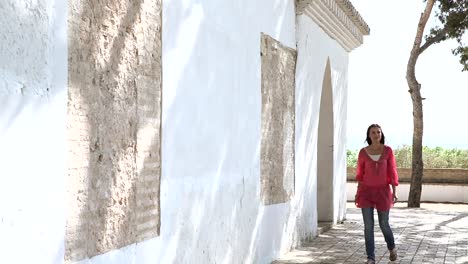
<box><xmin>329</xmin><ymin>61</ymin><xmax>347</xmax><ymax>222</ymax></box>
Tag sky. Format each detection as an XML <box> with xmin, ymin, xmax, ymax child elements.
<box><xmin>347</xmin><ymin>0</ymin><xmax>468</xmax><ymax>150</ymax></box>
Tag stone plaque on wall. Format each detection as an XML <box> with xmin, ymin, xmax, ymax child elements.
<box><xmin>65</xmin><ymin>0</ymin><xmax>162</xmax><ymax>262</ymax></box>
<box><xmin>260</xmin><ymin>33</ymin><xmax>296</xmax><ymax>205</ymax></box>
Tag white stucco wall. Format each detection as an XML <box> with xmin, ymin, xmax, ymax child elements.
<box><xmin>295</xmin><ymin>14</ymin><xmax>349</xmax><ymax>226</ymax></box>
<box><xmin>79</xmin><ymin>0</ymin><xmax>351</xmax><ymax>262</ymax></box>
<box><xmin>81</xmin><ymin>0</ymin><xmax>298</xmax><ymax>263</ymax></box>
<box><xmin>0</xmin><ymin>0</ymin><xmax>67</xmax><ymax>263</ymax></box>
<box><xmin>0</xmin><ymin>0</ymin><xmax>353</xmax><ymax>263</ymax></box>
<box><xmin>161</xmin><ymin>0</ymin><xmax>297</xmax><ymax>263</ymax></box>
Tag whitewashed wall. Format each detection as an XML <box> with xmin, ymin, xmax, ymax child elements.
<box><xmin>161</xmin><ymin>0</ymin><xmax>297</xmax><ymax>263</ymax></box>
<box><xmin>0</xmin><ymin>1</ymin><xmax>67</xmax><ymax>264</ymax></box>
<box><xmin>81</xmin><ymin>0</ymin><xmax>349</xmax><ymax>262</ymax></box>
<box><xmin>295</xmin><ymin>14</ymin><xmax>349</xmax><ymax>226</ymax></box>
<box><xmin>0</xmin><ymin>0</ymin><xmax>352</xmax><ymax>263</ymax></box>
<box><xmin>82</xmin><ymin>0</ymin><xmax>298</xmax><ymax>263</ymax></box>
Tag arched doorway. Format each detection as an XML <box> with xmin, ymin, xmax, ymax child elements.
<box><xmin>317</xmin><ymin>58</ymin><xmax>334</xmax><ymax>223</ymax></box>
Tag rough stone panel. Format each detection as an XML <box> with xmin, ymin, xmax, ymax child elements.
<box><xmin>66</xmin><ymin>0</ymin><xmax>162</xmax><ymax>262</ymax></box>
<box><xmin>134</xmin><ymin>0</ymin><xmax>162</xmax><ymax>243</ymax></box>
<box><xmin>260</xmin><ymin>33</ymin><xmax>296</xmax><ymax>205</ymax></box>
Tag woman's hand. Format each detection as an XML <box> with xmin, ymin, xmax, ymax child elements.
<box><xmin>391</xmin><ymin>185</ymin><xmax>398</xmax><ymax>204</ymax></box>
<box><xmin>355</xmin><ymin>183</ymin><xmax>360</xmax><ymax>206</ymax></box>
<box><xmin>392</xmin><ymin>193</ymin><xmax>398</xmax><ymax>204</ymax></box>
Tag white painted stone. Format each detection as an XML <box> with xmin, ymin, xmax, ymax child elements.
<box><xmin>296</xmin><ymin>14</ymin><xmax>350</xmax><ymax>227</ymax></box>
<box><xmin>0</xmin><ymin>94</ymin><xmax>67</xmax><ymax>263</ymax></box>
<box><xmin>157</xmin><ymin>1</ymin><xmax>298</xmax><ymax>262</ymax></box>
<box><xmin>0</xmin><ymin>0</ymin><xmax>365</xmax><ymax>263</ymax></box>
<box><xmin>0</xmin><ymin>0</ymin><xmax>67</xmax><ymax>263</ymax></box>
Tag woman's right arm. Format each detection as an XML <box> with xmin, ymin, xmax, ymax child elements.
<box><xmin>355</xmin><ymin>150</ymin><xmax>365</xmax><ymax>205</ymax></box>
<box><xmin>355</xmin><ymin>149</ymin><xmax>365</xmax><ymax>182</ymax></box>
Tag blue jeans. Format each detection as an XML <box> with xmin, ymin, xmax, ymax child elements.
<box><xmin>361</xmin><ymin>208</ymin><xmax>395</xmax><ymax>261</ymax></box>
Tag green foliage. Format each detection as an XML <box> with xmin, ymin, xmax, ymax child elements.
<box><xmin>346</xmin><ymin>149</ymin><xmax>359</xmax><ymax>168</ymax></box>
<box><xmin>421</xmin><ymin>145</ymin><xmax>468</xmax><ymax>168</ymax></box>
<box><xmin>347</xmin><ymin>145</ymin><xmax>468</xmax><ymax>168</ymax></box>
<box><xmin>394</xmin><ymin>145</ymin><xmax>412</xmax><ymax>168</ymax></box>
<box><xmin>426</xmin><ymin>0</ymin><xmax>468</xmax><ymax>71</ymax></box>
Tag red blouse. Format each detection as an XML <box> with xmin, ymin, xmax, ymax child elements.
<box><xmin>355</xmin><ymin>145</ymin><xmax>399</xmax><ymax>211</ymax></box>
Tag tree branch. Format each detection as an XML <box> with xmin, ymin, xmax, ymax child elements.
<box><xmin>406</xmin><ymin>0</ymin><xmax>435</xmax><ymax>91</ymax></box>
<box><xmin>419</xmin><ymin>28</ymin><xmax>448</xmax><ymax>55</ymax></box>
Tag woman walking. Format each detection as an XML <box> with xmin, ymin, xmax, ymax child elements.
<box><xmin>355</xmin><ymin>124</ymin><xmax>399</xmax><ymax>264</ymax></box>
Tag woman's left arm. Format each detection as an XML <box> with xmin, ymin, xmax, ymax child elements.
<box><xmin>388</xmin><ymin>147</ymin><xmax>399</xmax><ymax>203</ymax></box>
<box><xmin>387</xmin><ymin>147</ymin><xmax>399</xmax><ymax>186</ymax></box>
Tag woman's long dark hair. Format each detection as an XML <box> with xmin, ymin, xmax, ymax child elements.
<box><xmin>365</xmin><ymin>124</ymin><xmax>385</xmax><ymax>145</ymax></box>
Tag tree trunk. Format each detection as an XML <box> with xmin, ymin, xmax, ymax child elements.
<box><xmin>406</xmin><ymin>0</ymin><xmax>435</xmax><ymax>208</ymax></box>
<box><xmin>407</xmin><ymin>85</ymin><xmax>424</xmax><ymax>208</ymax></box>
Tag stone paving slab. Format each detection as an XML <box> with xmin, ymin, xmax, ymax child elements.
<box><xmin>273</xmin><ymin>203</ymin><xmax>468</xmax><ymax>264</ymax></box>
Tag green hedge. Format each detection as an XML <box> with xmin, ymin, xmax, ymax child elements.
<box><xmin>347</xmin><ymin>145</ymin><xmax>468</xmax><ymax>169</ymax></box>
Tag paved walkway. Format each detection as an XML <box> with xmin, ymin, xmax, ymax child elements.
<box><xmin>273</xmin><ymin>203</ymin><xmax>468</xmax><ymax>264</ymax></box>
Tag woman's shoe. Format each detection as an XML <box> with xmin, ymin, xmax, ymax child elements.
<box><xmin>366</xmin><ymin>259</ymin><xmax>375</xmax><ymax>264</ymax></box>
<box><xmin>389</xmin><ymin>248</ymin><xmax>398</xmax><ymax>261</ymax></box>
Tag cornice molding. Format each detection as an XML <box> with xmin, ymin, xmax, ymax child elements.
<box><xmin>296</xmin><ymin>0</ymin><xmax>370</xmax><ymax>52</ymax></box>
